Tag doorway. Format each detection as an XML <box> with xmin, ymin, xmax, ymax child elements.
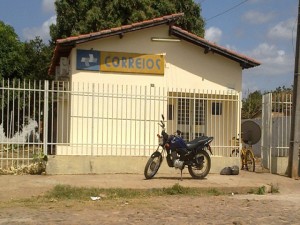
<box><xmin>168</xmin><ymin>97</ymin><xmax>206</xmax><ymax>141</ymax></box>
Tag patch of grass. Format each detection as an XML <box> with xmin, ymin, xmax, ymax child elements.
<box><xmin>249</xmin><ymin>186</ymin><xmax>266</xmax><ymax>195</ymax></box>
<box><xmin>248</xmin><ymin>183</ymin><xmax>279</xmax><ymax>195</ymax></box>
<box><xmin>207</xmin><ymin>188</ymin><xmax>222</xmax><ymax>196</ymax></box>
<box><xmin>256</xmin><ymin>186</ymin><xmax>266</xmax><ymax>195</ymax></box>
<box><xmin>44</xmin><ymin>183</ymin><xmax>224</xmax><ymax>201</ymax></box>
<box><xmin>162</xmin><ymin>183</ymin><xmax>187</xmax><ymax>195</ymax></box>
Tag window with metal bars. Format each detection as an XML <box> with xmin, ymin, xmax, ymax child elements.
<box><xmin>212</xmin><ymin>102</ymin><xmax>222</xmax><ymax>115</ymax></box>
<box><xmin>195</xmin><ymin>99</ymin><xmax>205</xmax><ymax>125</ymax></box>
<box><xmin>178</xmin><ymin>98</ymin><xmax>189</xmax><ymax>125</ymax></box>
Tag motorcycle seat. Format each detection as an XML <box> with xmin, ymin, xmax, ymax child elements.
<box><xmin>186</xmin><ymin>136</ymin><xmax>213</xmax><ymax>149</ymax></box>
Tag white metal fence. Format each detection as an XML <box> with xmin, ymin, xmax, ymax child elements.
<box><xmin>261</xmin><ymin>92</ymin><xmax>292</xmax><ymax>169</ymax></box>
<box><xmin>0</xmin><ymin>79</ymin><xmax>241</xmax><ymax>169</ymax></box>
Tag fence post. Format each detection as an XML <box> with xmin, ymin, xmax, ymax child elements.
<box><xmin>91</xmin><ymin>83</ymin><xmax>95</xmax><ymax>156</ymax></box>
<box><xmin>268</xmin><ymin>93</ymin><xmax>273</xmax><ymax>173</ymax></box>
<box><xmin>261</xmin><ymin>93</ymin><xmax>272</xmax><ymax>171</ymax></box>
<box><xmin>43</xmin><ymin>80</ymin><xmax>49</xmax><ymax>155</ymax></box>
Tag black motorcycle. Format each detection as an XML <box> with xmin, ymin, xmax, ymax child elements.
<box><xmin>144</xmin><ymin>115</ymin><xmax>213</xmax><ymax>179</ymax></box>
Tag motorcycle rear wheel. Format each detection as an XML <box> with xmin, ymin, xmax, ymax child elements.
<box><xmin>188</xmin><ymin>150</ymin><xmax>211</xmax><ymax>179</ymax></box>
<box><xmin>144</xmin><ymin>154</ymin><xmax>162</xmax><ymax>179</ymax></box>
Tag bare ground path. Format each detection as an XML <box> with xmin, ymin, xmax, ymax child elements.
<box><xmin>0</xmin><ymin>171</ymin><xmax>300</xmax><ymax>224</ymax></box>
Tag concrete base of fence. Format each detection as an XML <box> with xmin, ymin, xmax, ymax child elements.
<box><xmin>46</xmin><ymin>155</ymin><xmax>240</xmax><ymax>175</ymax></box>
<box><xmin>271</xmin><ymin>156</ymin><xmax>288</xmax><ymax>175</ymax></box>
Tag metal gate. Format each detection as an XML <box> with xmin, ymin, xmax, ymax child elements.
<box><xmin>0</xmin><ymin>80</ymin><xmax>68</xmax><ymax>169</ymax></box>
<box><xmin>261</xmin><ymin>92</ymin><xmax>292</xmax><ymax>171</ymax></box>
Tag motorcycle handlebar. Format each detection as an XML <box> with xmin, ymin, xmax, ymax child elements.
<box><xmin>158</xmin><ymin>122</ymin><xmax>165</xmax><ymax>130</ymax></box>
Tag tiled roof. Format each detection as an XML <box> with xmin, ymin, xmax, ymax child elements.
<box><xmin>49</xmin><ymin>13</ymin><xmax>260</xmax><ymax>75</ymax></box>
<box><xmin>56</xmin><ymin>13</ymin><xmax>184</xmax><ymax>45</ymax></box>
<box><xmin>49</xmin><ymin>13</ymin><xmax>183</xmax><ymax>74</ymax></box>
<box><xmin>170</xmin><ymin>26</ymin><xmax>260</xmax><ymax>69</ymax></box>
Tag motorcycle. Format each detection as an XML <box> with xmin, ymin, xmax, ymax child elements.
<box><xmin>144</xmin><ymin>115</ymin><xmax>213</xmax><ymax>180</ymax></box>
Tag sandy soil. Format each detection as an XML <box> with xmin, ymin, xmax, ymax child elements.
<box><xmin>1</xmin><ymin>193</ymin><xmax>300</xmax><ymax>225</ymax></box>
<box><xmin>1</xmin><ymin>172</ymin><xmax>300</xmax><ymax>225</ymax></box>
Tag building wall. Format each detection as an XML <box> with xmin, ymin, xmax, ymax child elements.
<box><xmin>56</xmin><ymin>24</ymin><xmax>242</xmax><ymax>156</ymax></box>
<box><xmin>69</xmin><ymin>25</ymin><xmax>242</xmax><ymax>92</ymax></box>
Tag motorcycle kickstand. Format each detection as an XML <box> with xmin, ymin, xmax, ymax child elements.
<box><xmin>180</xmin><ymin>169</ymin><xmax>183</xmax><ymax>181</ymax></box>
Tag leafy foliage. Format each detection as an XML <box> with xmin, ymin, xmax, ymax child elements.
<box><xmin>32</xmin><ymin>150</ymin><xmax>48</xmax><ymax>174</ymax></box>
<box><xmin>0</xmin><ymin>22</ymin><xmax>52</xmax><ymax>80</ymax></box>
<box><xmin>23</xmin><ymin>37</ymin><xmax>53</xmax><ymax>80</ymax></box>
<box><xmin>241</xmin><ymin>85</ymin><xmax>293</xmax><ymax>119</ymax></box>
<box><xmin>0</xmin><ymin>150</ymin><xmax>48</xmax><ymax>175</ymax></box>
<box><xmin>0</xmin><ymin>21</ymin><xmax>26</xmax><ymax>79</ymax></box>
<box><xmin>0</xmin><ymin>25</ymin><xmax>51</xmax><ymax>136</ymax></box>
<box><xmin>272</xmin><ymin>85</ymin><xmax>292</xmax><ymax>95</ymax></box>
<box><xmin>50</xmin><ymin>0</ymin><xmax>205</xmax><ymax>42</ymax></box>
<box><xmin>242</xmin><ymin>91</ymin><xmax>262</xmax><ymax>119</ymax></box>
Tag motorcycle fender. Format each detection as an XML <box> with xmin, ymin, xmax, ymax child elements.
<box><xmin>196</xmin><ymin>146</ymin><xmax>212</xmax><ymax>155</ymax></box>
<box><xmin>151</xmin><ymin>151</ymin><xmax>162</xmax><ymax>158</ymax></box>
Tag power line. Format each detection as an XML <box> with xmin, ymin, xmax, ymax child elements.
<box><xmin>205</xmin><ymin>0</ymin><xmax>250</xmax><ymax>22</ymax></box>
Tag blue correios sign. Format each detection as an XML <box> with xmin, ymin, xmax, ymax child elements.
<box><xmin>76</xmin><ymin>49</ymin><xmax>100</xmax><ymax>71</ymax></box>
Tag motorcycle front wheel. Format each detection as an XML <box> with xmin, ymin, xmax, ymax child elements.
<box><xmin>144</xmin><ymin>154</ymin><xmax>162</xmax><ymax>179</ymax></box>
<box><xmin>188</xmin><ymin>150</ymin><xmax>211</xmax><ymax>179</ymax></box>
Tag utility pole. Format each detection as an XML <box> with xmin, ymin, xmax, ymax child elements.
<box><xmin>288</xmin><ymin>0</ymin><xmax>300</xmax><ymax>178</ymax></box>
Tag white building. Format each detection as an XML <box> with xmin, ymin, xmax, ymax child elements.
<box><xmin>47</xmin><ymin>13</ymin><xmax>260</xmax><ymax>174</ymax></box>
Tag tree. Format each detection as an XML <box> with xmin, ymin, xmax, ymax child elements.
<box><xmin>0</xmin><ymin>21</ymin><xmax>26</xmax><ymax>79</ymax></box>
<box><xmin>242</xmin><ymin>91</ymin><xmax>262</xmax><ymax>119</ymax></box>
<box><xmin>0</xmin><ymin>22</ymin><xmax>52</xmax><ymax>81</ymax></box>
<box><xmin>0</xmin><ymin>26</ymin><xmax>52</xmax><ymax>137</ymax></box>
<box><xmin>23</xmin><ymin>37</ymin><xmax>53</xmax><ymax>80</ymax></box>
<box><xmin>272</xmin><ymin>85</ymin><xmax>293</xmax><ymax>94</ymax></box>
<box><xmin>50</xmin><ymin>0</ymin><xmax>205</xmax><ymax>42</ymax></box>
<box><xmin>172</xmin><ymin>0</ymin><xmax>205</xmax><ymax>37</ymax></box>
<box><xmin>241</xmin><ymin>85</ymin><xmax>293</xmax><ymax>119</ymax></box>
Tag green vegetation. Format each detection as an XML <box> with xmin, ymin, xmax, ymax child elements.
<box><xmin>0</xmin><ymin>150</ymin><xmax>47</xmax><ymax>175</ymax></box>
<box><xmin>50</xmin><ymin>0</ymin><xmax>205</xmax><ymax>42</ymax></box>
<box><xmin>256</xmin><ymin>186</ymin><xmax>266</xmax><ymax>195</ymax></box>
<box><xmin>43</xmin><ymin>183</ymin><xmax>224</xmax><ymax>201</ymax></box>
<box><xmin>207</xmin><ymin>188</ymin><xmax>222</xmax><ymax>196</ymax></box>
<box><xmin>242</xmin><ymin>86</ymin><xmax>293</xmax><ymax>119</ymax></box>
<box><xmin>249</xmin><ymin>184</ymin><xmax>280</xmax><ymax>195</ymax></box>
<box><xmin>0</xmin><ymin>21</ymin><xmax>26</xmax><ymax>79</ymax></box>
<box><xmin>0</xmin><ymin>0</ymin><xmax>205</xmax><ymax>81</ymax></box>
<box><xmin>31</xmin><ymin>150</ymin><xmax>48</xmax><ymax>174</ymax></box>
<box><xmin>0</xmin><ymin>22</ymin><xmax>52</xmax><ymax>80</ymax></box>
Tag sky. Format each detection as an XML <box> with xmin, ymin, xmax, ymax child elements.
<box><xmin>0</xmin><ymin>0</ymin><xmax>298</xmax><ymax>95</ymax></box>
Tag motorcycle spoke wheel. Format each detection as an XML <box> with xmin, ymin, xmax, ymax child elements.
<box><xmin>246</xmin><ymin>151</ymin><xmax>255</xmax><ymax>172</ymax></box>
<box><xmin>144</xmin><ymin>155</ymin><xmax>162</xmax><ymax>179</ymax></box>
<box><xmin>188</xmin><ymin>150</ymin><xmax>211</xmax><ymax>179</ymax></box>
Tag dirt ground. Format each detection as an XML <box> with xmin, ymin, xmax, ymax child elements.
<box><xmin>0</xmin><ymin>172</ymin><xmax>300</xmax><ymax>225</ymax></box>
<box><xmin>1</xmin><ymin>194</ymin><xmax>300</xmax><ymax>225</ymax></box>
